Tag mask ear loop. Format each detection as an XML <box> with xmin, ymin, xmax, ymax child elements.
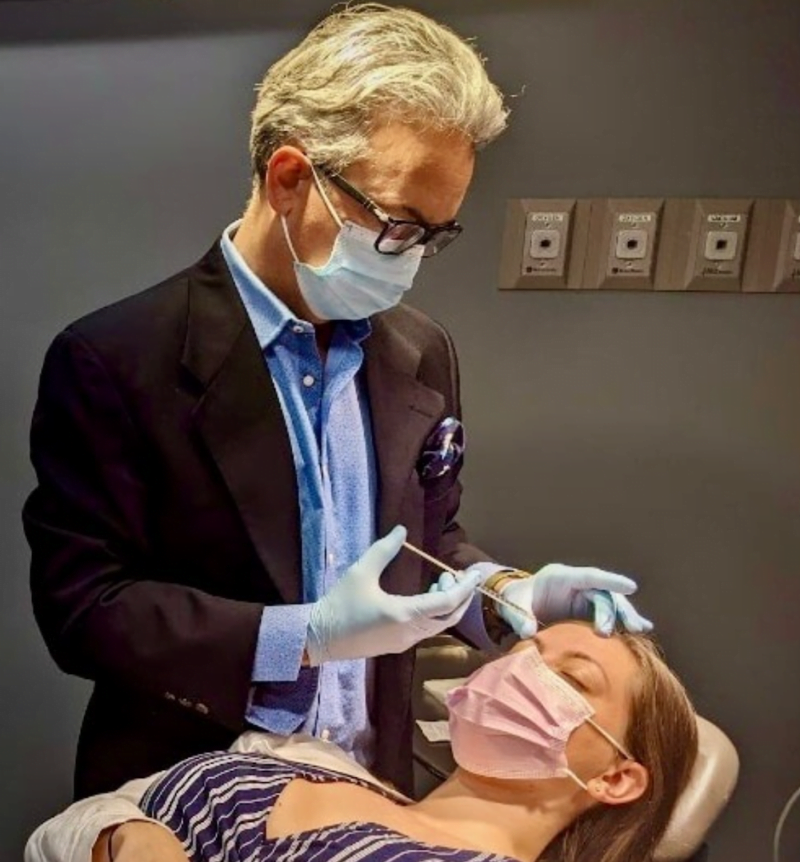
<box><xmin>565</xmin><ymin>719</ymin><xmax>636</xmax><ymax>793</ymax></box>
<box><xmin>563</xmin><ymin>768</ymin><xmax>590</xmax><ymax>791</ymax></box>
<box><xmin>280</xmin><ymin>163</ymin><xmax>344</xmax><ymax>264</ymax></box>
<box><xmin>585</xmin><ymin>717</ymin><xmax>635</xmax><ymax>762</ymax></box>
<box><xmin>281</xmin><ymin>216</ymin><xmax>301</xmax><ymax>263</ymax></box>
<box><xmin>309</xmin><ymin>164</ymin><xmax>344</xmax><ymax>229</ymax></box>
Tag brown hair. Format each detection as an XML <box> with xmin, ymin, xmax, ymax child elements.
<box><xmin>541</xmin><ymin>634</ymin><xmax>699</xmax><ymax>862</ymax></box>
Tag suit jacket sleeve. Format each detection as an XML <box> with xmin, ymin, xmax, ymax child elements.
<box><xmin>23</xmin><ymin>328</ymin><xmax>264</xmax><ymax>730</ymax></box>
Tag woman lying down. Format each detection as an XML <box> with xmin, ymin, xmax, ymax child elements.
<box><xmin>27</xmin><ymin>622</ymin><xmax>698</xmax><ymax>862</ymax></box>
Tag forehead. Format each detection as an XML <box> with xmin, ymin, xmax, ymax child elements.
<box><xmin>345</xmin><ymin>121</ymin><xmax>474</xmax><ymax>219</ymax></box>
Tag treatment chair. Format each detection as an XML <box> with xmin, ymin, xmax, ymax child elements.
<box><xmin>412</xmin><ymin>636</ymin><xmax>739</xmax><ymax>862</ymax></box>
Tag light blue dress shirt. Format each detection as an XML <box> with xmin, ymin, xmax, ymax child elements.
<box><xmin>222</xmin><ymin>222</ymin><xmax>380</xmax><ymax>765</ymax></box>
<box><xmin>221</xmin><ymin>222</ymin><xmax>502</xmax><ymax>768</ymax></box>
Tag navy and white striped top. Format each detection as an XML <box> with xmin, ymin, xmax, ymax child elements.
<box><xmin>140</xmin><ymin>751</ymin><xmax>512</xmax><ymax>862</ymax></box>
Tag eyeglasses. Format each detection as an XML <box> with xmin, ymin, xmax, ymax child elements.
<box><xmin>316</xmin><ymin>165</ymin><xmax>463</xmax><ymax>258</ymax></box>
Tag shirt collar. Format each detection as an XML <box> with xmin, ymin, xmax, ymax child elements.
<box><xmin>220</xmin><ymin>220</ymin><xmax>371</xmax><ymax>351</ymax></box>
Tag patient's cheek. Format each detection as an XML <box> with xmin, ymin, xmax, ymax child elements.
<box><xmin>565</xmin><ymin>723</ymin><xmax>608</xmax><ymax>776</ymax></box>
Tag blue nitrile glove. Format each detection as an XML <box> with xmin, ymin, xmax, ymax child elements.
<box><xmin>428</xmin><ymin>567</ymin><xmax>484</xmax><ymax>595</ymax></box>
<box><xmin>495</xmin><ymin>564</ymin><xmax>654</xmax><ymax>638</ymax></box>
<box><xmin>306</xmin><ymin>525</ymin><xmax>481</xmax><ymax>666</ymax></box>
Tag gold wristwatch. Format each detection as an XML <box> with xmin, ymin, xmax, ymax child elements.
<box><xmin>481</xmin><ymin>569</ymin><xmax>533</xmax><ymax>643</ymax></box>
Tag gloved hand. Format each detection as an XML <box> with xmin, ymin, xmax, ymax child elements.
<box><xmin>496</xmin><ymin>564</ymin><xmax>654</xmax><ymax>639</ymax></box>
<box><xmin>306</xmin><ymin>525</ymin><xmax>481</xmax><ymax>665</ymax></box>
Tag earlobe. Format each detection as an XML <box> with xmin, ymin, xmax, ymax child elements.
<box><xmin>591</xmin><ymin>762</ymin><xmax>650</xmax><ymax>806</ymax></box>
<box><xmin>265</xmin><ymin>146</ymin><xmax>314</xmax><ymax>217</ymax></box>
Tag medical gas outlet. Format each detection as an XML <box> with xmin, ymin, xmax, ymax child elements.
<box><xmin>499</xmin><ymin>197</ymin><xmax>800</xmax><ymax>293</ymax></box>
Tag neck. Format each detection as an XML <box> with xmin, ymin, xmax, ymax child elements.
<box><xmin>408</xmin><ymin>769</ymin><xmax>584</xmax><ymax>862</ymax></box>
<box><xmin>232</xmin><ymin>191</ymin><xmax>334</xmax><ymax>354</ymax></box>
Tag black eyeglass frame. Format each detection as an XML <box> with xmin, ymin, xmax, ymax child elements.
<box><xmin>316</xmin><ymin>165</ymin><xmax>463</xmax><ymax>257</ymax></box>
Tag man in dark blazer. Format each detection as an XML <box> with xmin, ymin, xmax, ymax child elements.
<box><xmin>23</xmin><ymin>5</ymin><xmax>649</xmax><ymax>805</ymax></box>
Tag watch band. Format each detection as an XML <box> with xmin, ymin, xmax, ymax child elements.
<box><xmin>483</xmin><ymin>569</ymin><xmax>531</xmax><ymax>595</ymax></box>
<box><xmin>481</xmin><ymin>569</ymin><xmax>533</xmax><ymax>643</ymax></box>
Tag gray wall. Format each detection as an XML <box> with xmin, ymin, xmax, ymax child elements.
<box><xmin>1</xmin><ymin>1</ymin><xmax>798</xmax><ymax>860</ymax></box>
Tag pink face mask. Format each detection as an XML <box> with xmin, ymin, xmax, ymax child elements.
<box><xmin>446</xmin><ymin>645</ymin><xmax>634</xmax><ymax>789</ymax></box>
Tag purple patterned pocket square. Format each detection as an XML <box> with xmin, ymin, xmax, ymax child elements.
<box><xmin>417</xmin><ymin>416</ymin><xmax>465</xmax><ymax>481</ymax></box>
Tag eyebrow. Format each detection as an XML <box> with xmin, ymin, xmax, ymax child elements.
<box><xmin>366</xmin><ymin>186</ymin><xmax>450</xmax><ymax>226</ymax></box>
<box><xmin>377</xmin><ymin>197</ymin><xmax>439</xmax><ymax>226</ymax></box>
<box><xmin>562</xmin><ymin>651</ymin><xmax>610</xmax><ymax>689</ymax></box>
<box><xmin>401</xmin><ymin>203</ymin><xmax>431</xmax><ymax>223</ymax></box>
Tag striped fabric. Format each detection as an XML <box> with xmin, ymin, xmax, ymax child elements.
<box><xmin>140</xmin><ymin>752</ymin><xmax>510</xmax><ymax>862</ymax></box>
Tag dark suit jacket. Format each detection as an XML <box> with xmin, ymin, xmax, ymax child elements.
<box><xmin>23</xmin><ymin>241</ymin><xmax>486</xmax><ymax>799</ymax></box>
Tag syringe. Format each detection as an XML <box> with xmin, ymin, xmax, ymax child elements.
<box><xmin>401</xmin><ymin>541</ymin><xmax>538</xmax><ymax>629</ymax></box>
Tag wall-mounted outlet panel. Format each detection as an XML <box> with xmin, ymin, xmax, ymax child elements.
<box><xmin>583</xmin><ymin>198</ymin><xmax>664</xmax><ymax>290</ymax></box>
<box><xmin>656</xmin><ymin>199</ymin><xmax>753</xmax><ymax>291</ymax></box>
<box><xmin>743</xmin><ymin>199</ymin><xmax>800</xmax><ymax>293</ymax></box>
<box><xmin>499</xmin><ymin>196</ymin><xmax>799</xmax><ymax>293</ymax></box>
<box><xmin>499</xmin><ymin>199</ymin><xmax>590</xmax><ymax>290</ymax></box>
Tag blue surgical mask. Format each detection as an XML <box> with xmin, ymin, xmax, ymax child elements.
<box><xmin>280</xmin><ymin>168</ymin><xmax>423</xmax><ymax>321</ymax></box>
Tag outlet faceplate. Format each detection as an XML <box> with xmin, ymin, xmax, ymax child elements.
<box><xmin>499</xmin><ymin>199</ymin><xmax>590</xmax><ymax>290</ymax></box>
<box><xmin>524</xmin><ymin>210</ymin><xmax>570</xmax><ymax>278</ymax></box>
<box><xmin>583</xmin><ymin>199</ymin><xmax>664</xmax><ymax>290</ymax></box>
<box><xmin>657</xmin><ymin>199</ymin><xmax>753</xmax><ymax>291</ymax></box>
<box><xmin>743</xmin><ymin>199</ymin><xmax>800</xmax><ymax>292</ymax></box>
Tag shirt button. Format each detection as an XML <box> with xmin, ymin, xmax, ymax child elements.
<box><xmin>320</xmin><ymin>728</ymin><xmax>331</xmax><ymax>741</ymax></box>
<box><xmin>302</xmin><ymin>374</ymin><xmax>315</xmax><ymax>387</ymax></box>
<box><xmin>327</xmin><ymin>552</ymin><xmax>335</xmax><ymax>566</ymax></box>
<box><xmin>293</xmin><ymin>324</ymin><xmax>304</xmax><ymax>334</ymax></box>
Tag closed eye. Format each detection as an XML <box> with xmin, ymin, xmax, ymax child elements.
<box><xmin>559</xmin><ymin>671</ymin><xmax>588</xmax><ymax>693</ymax></box>
<box><xmin>560</xmin><ymin>653</ymin><xmax>606</xmax><ymax>695</ymax></box>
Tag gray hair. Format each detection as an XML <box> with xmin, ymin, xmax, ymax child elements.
<box><xmin>249</xmin><ymin>3</ymin><xmax>508</xmax><ymax>179</ymax></box>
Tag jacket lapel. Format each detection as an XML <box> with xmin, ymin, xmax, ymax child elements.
<box><xmin>181</xmin><ymin>243</ymin><xmax>302</xmax><ymax>604</ymax></box>
<box><xmin>365</xmin><ymin>312</ymin><xmax>454</xmax><ymax>795</ymax></box>
<box><xmin>364</xmin><ymin>311</ymin><xmax>446</xmax><ymax>596</ymax></box>
<box><xmin>180</xmin><ymin>248</ymin><xmax>445</xmax><ymax>606</ymax></box>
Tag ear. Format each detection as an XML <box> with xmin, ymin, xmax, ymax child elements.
<box><xmin>264</xmin><ymin>146</ymin><xmax>314</xmax><ymax>217</ymax></box>
<box><xmin>587</xmin><ymin>761</ymin><xmax>649</xmax><ymax>806</ymax></box>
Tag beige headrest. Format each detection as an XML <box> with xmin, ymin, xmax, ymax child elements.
<box><xmin>412</xmin><ymin>638</ymin><xmax>739</xmax><ymax>862</ymax></box>
<box><xmin>655</xmin><ymin>715</ymin><xmax>739</xmax><ymax>860</ymax></box>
